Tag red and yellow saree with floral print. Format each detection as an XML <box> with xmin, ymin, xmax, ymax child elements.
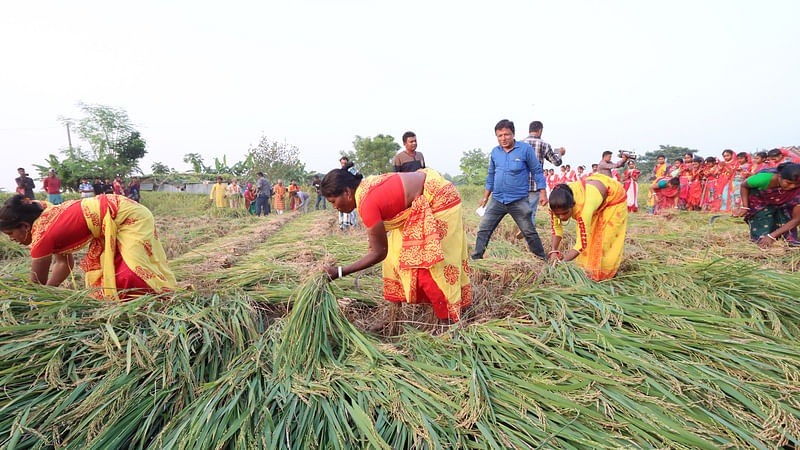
<box><xmin>30</xmin><ymin>194</ymin><xmax>176</xmax><ymax>299</ymax></box>
<box><xmin>355</xmin><ymin>169</ymin><xmax>471</xmax><ymax>321</ymax></box>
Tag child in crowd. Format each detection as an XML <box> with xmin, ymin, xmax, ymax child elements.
<box><xmin>700</xmin><ymin>157</ymin><xmax>718</xmax><ymax>211</ymax></box>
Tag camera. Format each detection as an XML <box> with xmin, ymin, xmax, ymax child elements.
<box><xmin>618</xmin><ymin>150</ymin><xmax>637</xmax><ymax>160</ymax></box>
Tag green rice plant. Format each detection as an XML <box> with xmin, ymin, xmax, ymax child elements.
<box><xmin>2</xmin><ymin>256</ymin><xmax>800</xmax><ymax>448</ymax></box>
<box><xmin>0</xmin><ymin>286</ymin><xmax>264</xmax><ymax>449</ymax></box>
<box><xmin>0</xmin><ymin>239</ymin><xmax>26</xmax><ymax>260</ymax></box>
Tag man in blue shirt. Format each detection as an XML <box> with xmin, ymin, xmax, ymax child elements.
<box><xmin>472</xmin><ymin>119</ymin><xmax>547</xmax><ymax>260</ymax></box>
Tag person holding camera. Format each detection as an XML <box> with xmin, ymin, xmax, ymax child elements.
<box><xmin>597</xmin><ymin>151</ymin><xmax>630</xmax><ymax>178</ymax></box>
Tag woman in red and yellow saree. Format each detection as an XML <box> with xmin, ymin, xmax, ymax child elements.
<box><xmin>686</xmin><ymin>157</ymin><xmax>706</xmax><ymax>211</ymax></box>
<box><xmin>700</xmin><ymin>157</ymin><xmax>719</xmax><ymax>211</ymax></box>
<box><xmin>622</xmin><ymin>161</ymin><xmax>640</xmax><ymax>212</ymax></box>
<box><xmin>653</xmin><ymin>156</ymin><xmax>668</xmax><ymax>179</ymax></box>
<box><xmin>647</xmin><ymin>177</ymin><xmax>680</xmax><ymax>214</ymax></box>
<box><xmin>548</xmin><ymin>175</ymin><xmax>628</xmax><ymax>280</ymax></box>
<box><xmin>735</xmin><ymin>164</ymin><xmax>800</xmax><ymax>246</ymax></box>
<box><xmin>711</xmin><ymin>149</ymin><xmax>739</xmax><ymax>213</ymax></box>
<box><xmin>0</xmin><ymin>194</ymin><xmax>175</xmax><ymax>299</ymax></box>
<box><xmin>678</xmin><ymin>153</ymin><xmax>694</xmax><ymax>209</ymax></box>
<box><xmin>321</xmin><ymin>163</ymin><xmax>471</xmax><ymax>325</ymax></box>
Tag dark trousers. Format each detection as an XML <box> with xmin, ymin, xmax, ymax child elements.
<box><xmin>316</xmin><ymin>194</ymin><xmax>327</xmax><ymax>210</ymax></box>
<box><xmin>255</xmin><ymin>195</ymin><xmax>271</xmax><ymax>216</ymax></box>
<box><xmin>473</xmin><ymin>197</ymin><xmax>545</xmax><ymax>259</ymax></box>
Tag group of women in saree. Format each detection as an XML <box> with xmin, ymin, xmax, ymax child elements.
<box><xmin>645</xmin><ymin>157</ymin><xmax>800</xmax><ymax>247</ymax></box>
<box><xmin>319</xmin><ymin>162</ymin><xmax>629</xmax><ymax>329</ymax></box>
<box><xmin>648</xmin><ymin>150</ymin><xmax>780</xmax><ymax>214</ymax></box>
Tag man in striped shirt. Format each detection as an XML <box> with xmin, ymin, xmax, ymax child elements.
<box><xmin>522</xmin><ymin>121</ymin><xmax>566</xmax><ymax>225</ymax></box>
<box><xmin>393</xmin><ymin>131</ymin><xmax>426</xmax><ymax>172</ymax></box>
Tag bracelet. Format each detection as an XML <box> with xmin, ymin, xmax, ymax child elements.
<box><xmin>766</xmin><ymin>234</ymin><xmax>777</xmax><ymax>241</ymax></box>
<box><xmin>548</xmin><ymin>250</ymin><xmax>561</xmax><ymax>255</ymax></box>
<box><xmin>740</xmin><ymin>206</ymin><xmax>750</xmax><ymax>210</ymax></box>
<box><xmin>337</xmin><ymin>266</ymin><xmax>343</xmax><ymax>278</ymax></box>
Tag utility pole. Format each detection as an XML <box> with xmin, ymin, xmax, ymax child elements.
<box><xmin>66</xmin><ymin>123</ymin><xmax>72</xmax><ymax>149</ymax></box>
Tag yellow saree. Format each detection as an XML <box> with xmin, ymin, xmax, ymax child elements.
<box><xmin>81</xmin><ymin>195</ymin><xmax>176</xmax><ymax>298</ymax></box>
<box><xmin>551</xmin><ymin>175</ymin><xmax>628</xmax><ymax>280</ymax></box>
<box><xmin>355</xmin><ymin>169</ymin><xmax>471</xmax><ymax>321</ymax></box>
<box><xmin>30</xmin><ymin>195</ymin><xmax>176</xmax><ymax>299</ymax></box>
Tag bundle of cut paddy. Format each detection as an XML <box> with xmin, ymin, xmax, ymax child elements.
<box><xmin>1</xmin><ymin>261</ymin><xmax>799</xmax><ymax>448</ymax></box>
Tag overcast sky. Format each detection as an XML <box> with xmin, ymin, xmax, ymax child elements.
<box><xmin>2</xmin><ymin>0</ymin><xmax>798</xmax><ymax>190</ymax></box>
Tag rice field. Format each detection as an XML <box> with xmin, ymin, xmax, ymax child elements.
<box><xmin>1</xmin><ymin>187</ymin><xmax>799</xmax><ymax>449</ymax></box>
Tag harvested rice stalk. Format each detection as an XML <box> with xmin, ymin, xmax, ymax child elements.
<box><xmin>275</xmin><ymin>273</ymin><xmax>381</xmax><ymax>378</ymax></box>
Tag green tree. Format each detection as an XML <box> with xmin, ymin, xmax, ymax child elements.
<box><xmin>341</xmin><ymin>134</ymin><xmax>399</xmax><ymax>176</ymax></box>
<box><xmin>51</xmin><ymin>103</ymin><xmax>148</xmax><ymax>181</ymax></box>
<box><xmin>151</xmin><ymin>161</ymin><xmax>172</xmax><ymax>175</ymax></box>
<box><xmin>208</xmin><ymin>155</ymin><xmax>230</xmax><ymax>174</ymax></box>
<box><xmin>635</xmin><ymin>145</ymin><xmax>699</xmax><ymax>180</ymax></box>
<box><xmin>34</xmin><ymin>147</ymin><xmax>110</xmax><ymax>192</ymax></box>
<box><xmin>65</xmin><ymin>102</ymin><xmax>142</xmax><ymax>159</ymax></box>
<box><xmin>248</xmin><ymin>137</ymin><xmax>308</xmax><ymax>183</ymax></box>
<box><xmin>459</xmin><ymin>148</ymin><xmax>489</xmax><ymax>186</ymax></box>
<box><xmin>229</xmin><ymin>153</ymin><xmax>254</xmax><ymax>176</ymax></box>
<box><xmin>183</xmin><ymin>153</ymin><xmax>208</xmax><ymax>174</ymax></box>
<box><xmin>117</xmin><ymin>131</ymin><xmax>147</xmax><ymax>163</ymax></box>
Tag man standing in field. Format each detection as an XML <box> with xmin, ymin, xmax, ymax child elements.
<box><xmin>79</xmin><ymin>178</ymin><xmax>94</xmax><ymax>198</ymax></box>
<box><xmin>273</xmin><ymin>179</ymin><xmax>286</xmax><ymax>215</ymax></box>
<box><xmin>255</xmin><ymin>172</ymin><xmax>271</xmax><ymax>216</ymax></box>
<box><xmin>338</xmin><ymin>157</ymin><xmax>358</xmax><ymax>229</ymax></box>
<box><xmin>393</xmin><ymin>131</ymin><xmax>426</xmax><ymax>172</ymax></box>
<box><xmin>523</xmin><ymin>121</ymin><xmax>564</xmax><ymax>215</ymax></box>
<box><xmin>92</xmin><ymin>177</ymin><xmax>103</xmax><ymax>196</ymax></box>
<box><xmin>43</xmin><ymin>169</ymin><xmax>62</xmax><ymax>204</ymax></box>
<box><xmin>103</xmin><ymin>178</ymin><xmax>114</xmax><ymax>194</ymax></box>
<box><xmin>209</xmin><ymin>176</ymin><xmax>227</xmax><ymax>208</ymax></box>
<box><xmin>597</xmin><ymin>151</ymin><xmax>629</xmax><ymax>178</ymax></box>
<box><xmin>312</xmin><ymin>174</ymin><xmax>326</xmax><ymax>210</ymax></box>
<box><xmin>472</xmin><ymin>119</ymin><xmax>547</xmax><ymax>260</ymax></box>
<box><xmin>15</xmin><ymin>168</ymin><xmax>35</xmax><ymax>200</ymax></box>
<box><xmin>521</xmin><ymin>121</ymin><xmax>565</xmax><ymax>237</ymax></box>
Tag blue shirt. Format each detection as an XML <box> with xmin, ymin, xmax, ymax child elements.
<box><xmin>485</xmin><ymin>140</ymin><xmax>546</xmax><ymax>204</ymax></box>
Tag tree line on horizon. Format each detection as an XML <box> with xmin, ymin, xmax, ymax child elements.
<box><xmin>38</xmin><ymin>103</ymin><xmax>761</xmax><ymax>192</ymax></box>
